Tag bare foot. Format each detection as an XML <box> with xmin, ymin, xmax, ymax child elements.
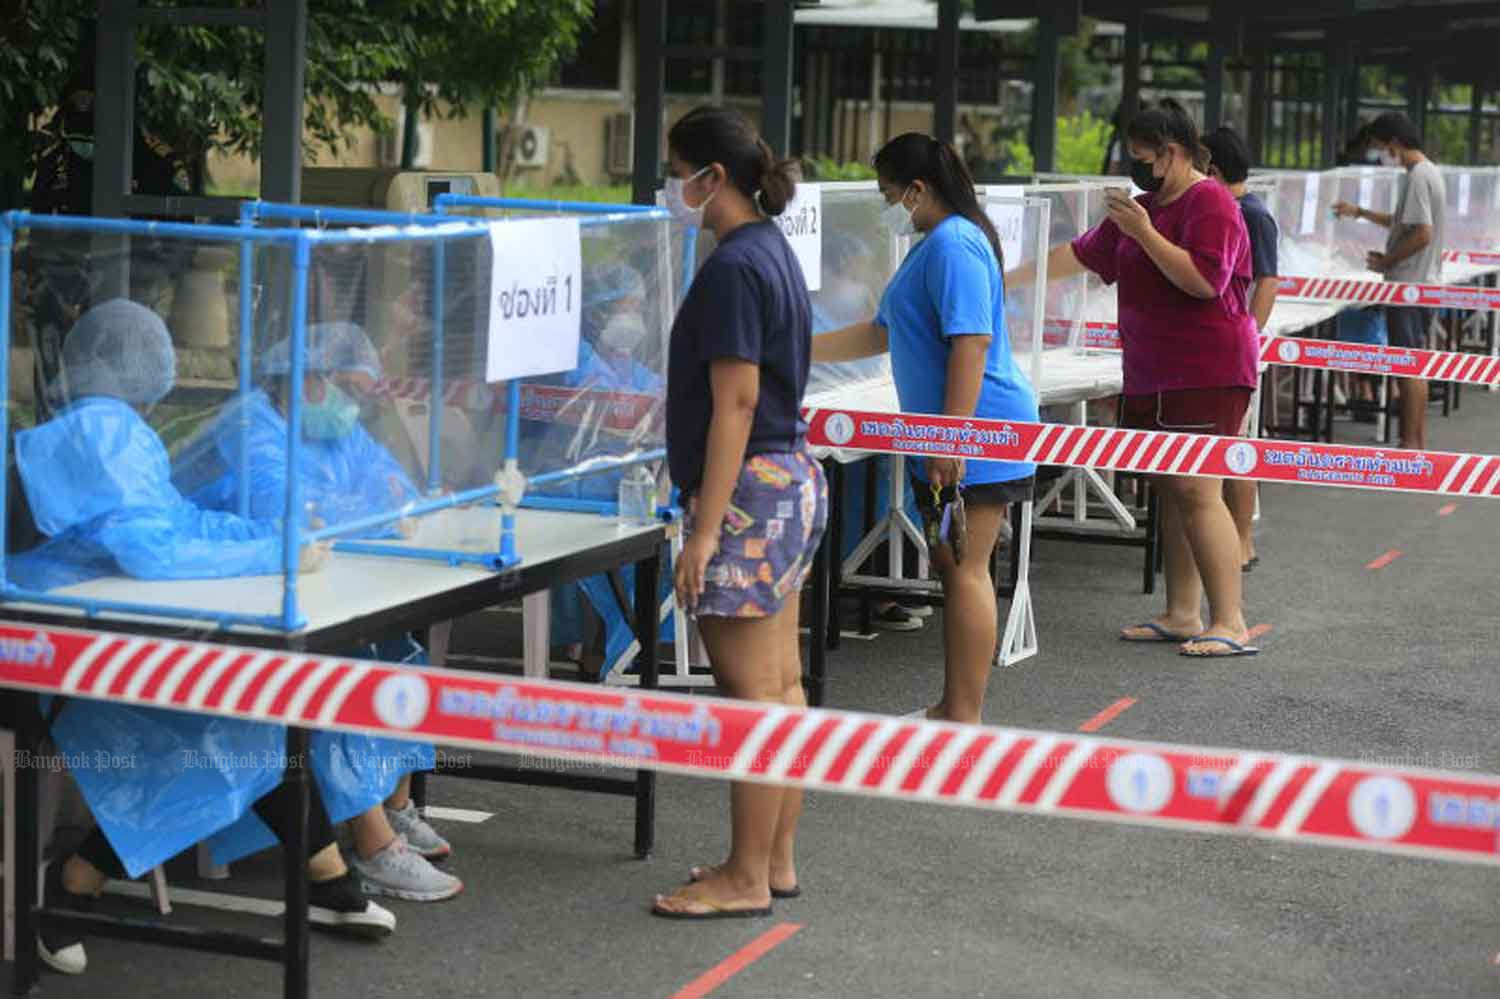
<box><xmin>1179</xmin><ymin>628</ymin><xmax>1256</xmax><ymax>657</ymax></box>
<box><xmin>689</xmin><ymin>861</ymin><xmax>798</xmax><ymax>897</ymax></box>
<box><xmin>654</xmin><ymin>867</ymin><xmax>770</xmax><ymax>916</ymax></box>
<box><xmin>1119</xmin><ymin>617</ymin><xmax>1202</xmax><ymax>642</ymax></box>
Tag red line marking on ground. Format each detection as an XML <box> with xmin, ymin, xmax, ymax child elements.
<box><xmin>1365</xmin><ymin>549</ymin><xmax>1404</xmax><ymax>571</ymax></box>
<box><xmin>668</xmin><ymin>922</ymin><xmax>804</xmax><ymax>999</ymax></box>
<box><xmin>1246</xmin><ymin>623</ymin><xmax>1273</xmax><ymax>642</ymax></box>
<box><xmin>1078</xmin><ymin>698</ymin><xmax>1136</xmax><ymax>733</ymax></box>
<box><xmin>1438</xmin><ymin>502</ymin><xmax>1458</xmax><ymax>517</ymax></box>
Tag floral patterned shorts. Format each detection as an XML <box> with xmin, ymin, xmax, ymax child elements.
<box><xmin>684</xmin><ymin>447</ymin><xmax>828</xmax><ymax>619</ymax></box>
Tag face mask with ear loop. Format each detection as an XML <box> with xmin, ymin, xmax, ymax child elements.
<box><xmin>879</xmin><ymin>186</ymin><xmax>917</xmax><ymax>237</ymax></box>
<box><xmin>664</xmin><ymin>165</ymin><xmax>717</xmax><ymax>227</ymax></box>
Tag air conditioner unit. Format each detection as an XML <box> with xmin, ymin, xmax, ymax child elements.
<box><xmin>510</xmin><ymin>125</ymin><xmax>550</xmax><ymax>170</ymax></box>
<box><xmin>377</xmin><ymin>120</ymin><xmax>434</xmax><ymax>169</ymax></box>
<box><xmin>605</xmin><ymin>111</ymin><xmax>634</xmax><ymax>177</ymax></box>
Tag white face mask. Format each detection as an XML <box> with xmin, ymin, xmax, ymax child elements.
<box><xmin>1380</xmin><ymin>148</ymin><xmax>1402</xmax><ymax>168</ymax></box>
<box><xmin>664</xmin><ymin>166</ymin><xmax>716</xmax><ymax>227</ymax></box>
<box><xmin>599</xmin><ymin>311</ymin><xmax>648</xmax><ymax>354</ymax></box>
<box><xmin>879</xmin><ymin>187</ymin><xmax>916</xmax><ymax>237</ymax></box>
<box><xmin>1364</xmin><ymin>149</ymin><xmax>1383</xmax><ymax>164</ymax></box>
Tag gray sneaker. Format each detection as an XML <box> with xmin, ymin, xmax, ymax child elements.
<box><xmin>386</xmin><ymin>800</ymin><xmax>451</xmax><ymax>860</ymax></box>
<box><xmin>351</xmin><ymin>836</ymin><xmax>463</xmax><ymax>902</ymax></box>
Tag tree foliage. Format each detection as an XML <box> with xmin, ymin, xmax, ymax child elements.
<box><xmin>0</xmin><ymin>0</ymin><xmax>593</xmax><ymax>202</ymax></box>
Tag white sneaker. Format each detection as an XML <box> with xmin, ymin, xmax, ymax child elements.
<box><xmin>351</xmin><ymin>836</ymin><xmax>463</xmax><ymax>902</ymax></box>
<box><xmin>386</xmin><ymin>800</ymin><xmax>451</xmax><ymax>860</ymax></box>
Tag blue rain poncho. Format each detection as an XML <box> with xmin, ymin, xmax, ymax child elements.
<box><xmin>8</xmin><ymin>300</ymin><xmax>291</xmax><ymax>878</ymax></box>
<box><xmin>173</xmin><ymin>325</ymin><xmax>434</xmax><ymax>852</ymax></box>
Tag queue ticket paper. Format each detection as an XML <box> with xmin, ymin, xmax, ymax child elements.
<box><xmin>485</xmin><ymin>217</ymin><xmax>583</xmax><ymax>382</ymax></box>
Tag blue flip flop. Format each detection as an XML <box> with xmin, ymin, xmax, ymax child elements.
<box><xmin>1179</xmin><ymin>635</ymin><xmax>1260</xmax><ymax>658</ymax></box>
<box><xmin>1120</xmin><ymin>622</ymin><xmax>1195</xmax><ymax>643</ymax></box>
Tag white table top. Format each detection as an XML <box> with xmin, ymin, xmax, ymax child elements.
<box><xmin>1</xmin><ymin>508</ymin><xmax>664</xmax><ymax>639</ymax></box>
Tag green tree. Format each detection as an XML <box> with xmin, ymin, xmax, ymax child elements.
<box><xmin>1</xmin><ymin>0</ymin><xmax>593</xmax><ymax>206</ymax></box>
<box><xmin>1002</xmin><ymin>111</ymin><xmax>1112</xmax><ymax>176</ymax></box>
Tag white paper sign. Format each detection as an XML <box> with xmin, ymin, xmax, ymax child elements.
<box><xmin>1300</xmin><ymin>173</ymin><xmax>1321</xmax><ymax>235</ymax></box>
<box><xmin>1357</xmin><ymin>173</ymin><xmax>1374</xmax><ymax>210</ymax></box>
<box><xmin>773</xmin><ymin>183</ymin><xmax>822</xmax><ymax>291</ymax></box>
<box><xmin>986</xmin><ymin>185</ymin><xmax>1026</xmax><ymax>268</ymax></box>
<box><xmin>1458</xmin><ymin>172</ymin><xmax>1472</xmax><ymax>217</ymax></box>
<box><xmin>485</xmin><ymin>217</ymin><xmax>582</xmax><ymax>383</ymax></box>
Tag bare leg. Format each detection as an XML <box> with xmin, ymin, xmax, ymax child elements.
<box><xmin>384</xmin><ymin>774</ymin><xmax>411</xmax><ymax>811</ymax></box>
<box><xmin>1398</xmin><ymin>376</ymin><xmax>1428</xmax><ymax>450</ymax></box>
<box><xmin>654</xmin><ymin>605</ymin><xmax>792</xmax><ymax>914</ymax></box>
<box><xmin>1120</xmin><ymin>488</ymin><xmax>1204</xmax><ymax>640</ymax></box>
<box><xmin>351</xmin><ymin>804</ymin><xmax>398</xmax><ymax>860</ymax></box>
<box><xmin>927</xmin><ymin>502</ymin><xmax>1006</xmax><ymax>725</ymax></box>
<box><xmin>1161</xmin><ymin>475</ymin><xmax>1249</xmax><ymax>653</ymax></box>
<box><xmin>1223</xmin><ymin>480</ymin><xmax>1258</xmax><ymax>565</ymax></box>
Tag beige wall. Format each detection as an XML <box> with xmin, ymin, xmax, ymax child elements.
<box><xmin>207</xmin><ymin>92</ymin><xmax>774</xmax><ymax>194</ymax></box>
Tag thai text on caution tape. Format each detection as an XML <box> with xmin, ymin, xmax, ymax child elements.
<box><xmin>804</xmin><ymin>407</ymin><xmax>1500</xmax><ymax>498</ymax></box>
<box><xmin>1040</xmin><ymin>320</ymin><xmax>1500</xmax><ymax>386</ymax></box>
<box><xmin>3</xmin><ymin>621</ymin><xmax>1500</xmax><ymax>867</ymax></box>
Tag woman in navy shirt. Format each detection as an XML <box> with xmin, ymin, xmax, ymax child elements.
<box><xmin>814</xmin><ymin>133</ymin><xmax>1038</xmax><ymax>725</ymax></box>
<box><xmin>653</xmin><ymin>107</ymin><xmax>827</xmax><ymax>920</ymax></box>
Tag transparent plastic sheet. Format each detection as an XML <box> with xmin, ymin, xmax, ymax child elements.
<box><xmin>1032</xmin><ymin>173</ymin><xmax>1132</xmax><ymax>330</ymax></box>
<box><xmin>1252</xmin><ymin>169</ymin><xmax>1349</xmax><ymax>279</ymax></box>
<box><xmin>514</xmin><ymin>212</ymin><xmax>674</xmax><ymax>508</ymax></box>
<box><xmin>1018</xmin><ymin>183</ymin><xmax>1091</xmax><ymax>349</ymax></box>
<box><xmin>1440</xmin><ymin>165</ymin><xmax>1500</xmax><ymax>254</ymax></box>
<box><xmin>1323</xmin><ymin>167</ymin><xmax>1402</xmax><ymax>274</ymax></box>
<box><xmin>806</xmin><ymin>184</ymin><xmax>895</xmax><ymax>398</ymax></box>
<box><xmin>8</xmin><ymin>229</ymin><xmax>292</xmax><ymax>593</ymax></box>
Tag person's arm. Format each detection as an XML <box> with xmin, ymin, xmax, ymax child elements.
<box><xmin>928</xmin><ymin>335</ymin><xmax>990</xmax><ymax>488</ymax></box>
<box><xmin>1006</xmin><ymin>242</ymin><xmax>1090</xmax><ymax>287</ymax></box>
<box><xmin>1114</xmin><ymin>209</ymin><xmax>1218</xmax><ymax>299</ymax></box>
<box><xmin>1371</xmin><ymin>223</ymin><xmax>1433</xmax><ymax>273</ymax></box>
<box><xmin>1332</xmin><ymin>202</ymin><xmax>1394</xmax><ymax>228</ymax></box>
<box><xmin>1249</xmin><ymin>276</ymin><xmax>1278</xmax><ymax>329</ymax></box>
<box><xmin>674</xmin><ymin>358</ymin><xmax>757</xmax><ymax>609</ymax></box>
<box><xmin>811</xmin><ymin>320</ymin><xmax>888</xmax><ymax>362</ymax></box>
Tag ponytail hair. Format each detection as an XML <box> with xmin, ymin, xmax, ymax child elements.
<box><xmin>1126</xmin><ymin>98</ymin><xmax>1211</xmax><ymax>172</ymax></box>
<box><xmin>667</xmin><ymin>105</ymin><xmax>800</xmax><ymax>216</ymax></box>
<box><xmin>873</xmin><ymin>132</ymin><xmax>1005</xmax><ymax>266</ymax></box>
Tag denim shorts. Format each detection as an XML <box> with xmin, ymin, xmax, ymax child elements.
<box><xmin>684</xmin><ymin>447</ymin><xmax>828</xmax><ymax>619</ymax></box>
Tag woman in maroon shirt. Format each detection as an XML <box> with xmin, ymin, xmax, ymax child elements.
<box><xmin>1027</xmin><ymin>101</ymin><xmax>1261</xmax><ymax>657</ymax></box>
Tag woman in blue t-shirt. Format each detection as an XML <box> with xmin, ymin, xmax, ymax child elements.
<box><xmin>652</xmin><ymin>107</ymin><xmax>827</xmax><ymax>921</ymax></box>
<box><xmin>812</xmin><ymin>133</ymin><xmax>1038</xmax><ymax>725</ymax></box>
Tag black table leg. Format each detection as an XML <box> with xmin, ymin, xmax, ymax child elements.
<box><xmin>282</xmin><ymin>726</ymin><xmax>311</xmax><ymax>999</ymax></box>
<box><xmin>808</xmin><ymin>511</ymin><xmax>831</xmax><ymax>708</ymax></box>
<box><xmin>12</xmin><ymin>693</ymin><xmax>40</xmax><ymax>999</ymax></box>
<box><xmin>1143</xmin><ymin>486</ymin><xmax>1159</xmax><ymax>596</ymax></box>
<box><xmin>826</xmin><ymin>459</ymin><xmax>844</xmax><ymax>652</ymax></box>
<box><xmin>632</xmin><ymin>546</ymin><xmax>660</xmax><ymax>859</ymax></box>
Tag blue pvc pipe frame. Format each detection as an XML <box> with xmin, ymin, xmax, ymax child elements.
<box><xmin>246</xmin><ymin>198</ymin><xmax>674</xmax><ymax>518</ymax></box>
<box><xmin>0</xmin><ymin>209</ymin><xmax>508</xmax><ymax>632</ymax></box>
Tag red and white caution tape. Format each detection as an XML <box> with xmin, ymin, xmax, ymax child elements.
<box><xmin>1041</xmin><ymin>320</ymin><xmax>1500</xmax><ymax>386</ymax></box>
<box><xmin>1443</xmin><ymin>249</ymin><xmax>1500</xmax><ymax>267</ymax></box>
<box><xmin>3</xmin><ymin>620</ymin><xmax>1499</xmax><ymax>867</ymax></box>
<box><xmin>1277</xmin><ymin>275</ymin><xmax>1500</xmax><ymax>312</ymax></box>
<box><xmin>804</xmin><ymin>407</ymin><xmax>1500</xmax><ymax>498</ymax></box>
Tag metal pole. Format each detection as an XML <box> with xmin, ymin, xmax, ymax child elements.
<box><xmin>632</xmin><ymin>0</ymin><xmax>666</xmax><ymax>205</ymax></box>
<box><xmin>281</xmin><ymin>726</ymin><xmax>310</xmax><ymax>999</ymax></box>
<box><xmin>1121</xmin><ymin>8</ymin><xmax>1143</xmax><ymax>126</ymax></box>
<box><xmin>934</xmin><ymin>0</ymin><xmax>960</xmax><ymax>144</ymax></box>
<box><xmin>1248</xmin><ymin>43</ymin><xmax>1268</xmax><ymax>163</ymax></box>
<box><xmin>262</xmin><ymin>0</ymin><xmax>307</xmax><ymax>204</ymax></box>
<box><xmin>1469</xmin><ymin>81</ymin><xmax>1484</xmax><ymax>164</ymax></box>
<box><xmin>482</xmin><ymin>107</ymin><xmax>497</xmax><ymax>173</ymax></box>
<box><xmin>763</xmin><ymin>0</ymin><xmax>795</xmax><ymax>155</ymax></box>
<box><xmin>92</xmin><ymin>0</ymin><xmax>136</xmax><ymax>218</ymax></box>
<box><xmin>1033</xmin><ymin>9</ymin><xmax>1061</xmax><ymax>173</ymax></box>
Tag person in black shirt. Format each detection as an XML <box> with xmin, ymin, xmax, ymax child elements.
<box><xmin>653</xmin><ymin>107</ymin><xmax>827</xmax><ymax>920</ymax></box>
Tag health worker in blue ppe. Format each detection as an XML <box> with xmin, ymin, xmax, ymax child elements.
<box><xmin>807</xmin><ymin>231</ymin><xmax>926</xmax><ymax>633</ymax></box>
<box><xmin>172</xmin><ymin>321</ymin><xmax>460</xmax><ymax>903</ymax></box>
<box><xmin>9</xmin><ymin>300</ymin><xmax>395</xmax><ymax>975</ymax></box>
<box><xmin>536</xmin><ymin>263</ymin><xmax>668</xmax><ymax>678</ymax></box>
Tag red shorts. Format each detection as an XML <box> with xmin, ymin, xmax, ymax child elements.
<box><xmin>1118</xmin><ymin>387</ymin><xmax>1253</xmax><ymax>437</ymax></box>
